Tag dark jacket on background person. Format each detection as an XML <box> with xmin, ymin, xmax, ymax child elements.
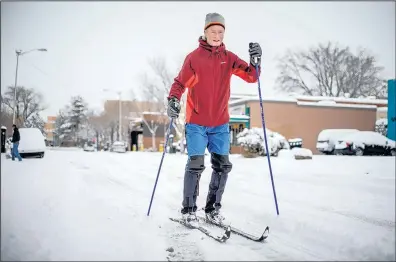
<box><xmin>11</xmin><ymin>126</ymin><xmax>20</xmax><ymax>143</ymax></box>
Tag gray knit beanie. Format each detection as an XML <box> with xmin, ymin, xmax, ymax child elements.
<box><xmin>204</xmin><ymin>13</ymin><xmax>225</xmax><ymax>30</ymax></box>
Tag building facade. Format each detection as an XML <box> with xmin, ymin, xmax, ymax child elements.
<box><xmin>229</xmin><ymin>95</ymin><xmax>387</xmax><ymax>154</ymax></box>
<box><xmin>44</xmin><ymin>116</ymin><xmax>57</xmax><ymax>145</ymax></box>
<box><xmin>103</xmin><ymin>93</ymin><xmax>389</xmax><ymax>154</ymax></box>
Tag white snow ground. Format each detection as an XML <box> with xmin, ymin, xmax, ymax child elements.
<box><xmin>1</xmin><ymin>149</ymin><xmax>395</xmax><ymax>261</ymax></box>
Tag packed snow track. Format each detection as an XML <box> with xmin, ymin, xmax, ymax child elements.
<box><xmin>1</xmin><ymin>148</ymin><xmax>395</xmax><ymax>261</ymax></box>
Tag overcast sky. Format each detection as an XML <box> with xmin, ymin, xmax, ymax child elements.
<box><xmin>1</xmin><ymin>1</ymin><xmax>395</xmax><ymax>119</ymax></box>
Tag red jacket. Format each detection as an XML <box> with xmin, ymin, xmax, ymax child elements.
<box><xmin>168</xmin><ymin>37</ymin><xmax>261</xmax><ymax>127</ymax></box>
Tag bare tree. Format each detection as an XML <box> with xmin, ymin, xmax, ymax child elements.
<box><xmin>276</xmin><ymin>42</ymin><xmax>386</xmax><ymax>98</ymax></box>
<box><xmin>132</xmin><ymin>56</ymin><xmax>186</xmax><ymax>151</ymax></box>
<box><xmin>24</xmin><ymin>113</ymin><xmax>46</xmax><ymax>135</ymax></box>
<box><xmin>1</xmin><ymin>86</ymin><xmax>46</xmax><ymax>126</ymax></box>
<box><xmin>87</xmin><ymin>110</ymin><xmax>112</xmax><ymax>149</ymax></box>
<box><xmin>0</xmin><ymin>100</ymin><xmax>13</xmax><ymax>131</ymax></box>
<box><xmin>102</xmin><ymin>100</ymin><xmax>121</xmax><ymax>144</ymax></box>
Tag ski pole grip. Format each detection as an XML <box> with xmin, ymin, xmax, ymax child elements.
<box><xmin>249</xmin><ymin>42</ymin><xmax>259</xmax><ymax>64</ymax></box>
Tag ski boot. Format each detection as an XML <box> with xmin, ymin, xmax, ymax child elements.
<box><xmin>181</xmin><ymin>210</ymin><xmax>199</xmax><ymax>228</ymax></box>
<box><xmin>205</xmin><ymin>210</ymin><xmax>225</xmax><ymax>225</ymax></box>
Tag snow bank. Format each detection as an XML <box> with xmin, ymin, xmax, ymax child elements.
<box><xmin>278</xmin><ymin>148</ymin><xmax>313</xmax><ymax>160</ymax></box>
<box><xmin>292</xmin><ymin>147</ymin><xmax>313</xmax><ymax>159</ymax></box>
<box><xmin>277</xmin><ymin>149</ymin><xmax>295</xmax><ymax>159</ymax></box>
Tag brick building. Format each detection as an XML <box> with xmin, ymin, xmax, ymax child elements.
<box><xmin>44</xmin><ymin>116</ymin><xmax>56</xmax><ymax>145</ymax></box>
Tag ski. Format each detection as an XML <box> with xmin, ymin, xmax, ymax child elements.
<box><xmin>169</xmin><ymin>217</ymin><xmax>231</xmax><ymax>243</ymax></box>
<box><xmin>197</xmin><ymin>215</ymin><xmax>269</xmax><ymax>242</ymax></box>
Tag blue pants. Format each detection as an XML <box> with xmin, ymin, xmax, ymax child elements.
<box><xmin>185</xmin><ymin>123</ymin><xmax>230</xmax><ymax>156</ymax></box>
<box><xmin>12</xmin><ymin>142</ymin><xmax>22</xmax><ymax>161</ymax></box>
<box><xmin>182</xmin><ymin>123</ymin><xmax>232</xmax><ymax>214</ymax></box>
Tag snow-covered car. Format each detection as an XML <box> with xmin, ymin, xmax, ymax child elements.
<box><xmin>17</xmin><ymin>127</ymin><xmax>46</xmax><ymax>158</ymax></box>
<box><xmin>334</xmin><ymin>131</ymin><xmax>396</xmax><ymax>156</ymax></box>
<box><xmin>112</xmin><ymin>141</ymin><xmax>127</xmax><ymax>153</ymax></box>
<box><xmin>316</xmin><ymin>129</ymin><xmax>359</xmax><ymax>155</ymax></box>
<box><xmin>83</xmin><ymin>142</ymin><xmax>95</xmax><ymax>152</ymax></box>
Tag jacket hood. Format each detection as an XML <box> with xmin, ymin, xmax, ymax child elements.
<box><xmin>198</xmin><ymin>36</ymin><xmax>226</xmax><ymax>54</ymax></box>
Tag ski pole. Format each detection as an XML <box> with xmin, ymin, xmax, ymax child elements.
<box><xmin>250</xmin><ymin>43</ymin><xmax>280</xmax><ymax>216</ymax></box>
<box><xmin>147</xmin><ymin>118</ymin><xmax>174</xmax><ymax>216</ymax></box>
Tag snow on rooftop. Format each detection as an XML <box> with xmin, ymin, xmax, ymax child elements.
<box><xmin>295</xmin><ymin>95</ymin><xmax>388</xmax><ymax>105</ymax></box>
<box><xmin>229</xmin><ymin>96</ymin><xmax>296</xmax><ymax>106</ymax></box>
<box><xmin>297</xmin><ymin>101</ymin><xmax>377</xmax><ymax>110</ymax></box>
<box><xmin>229</xmin><ymin>93</ymin><xmax>388</xmax><ymax>108</ymax></box>
<box><xmin>230</xmin><ymin>95</ymin><xmax>382</xmax><ymax>110</ymax></box>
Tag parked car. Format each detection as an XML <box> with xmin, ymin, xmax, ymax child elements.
<box><xmin>17</xmin><ymin>127</ymin><xmax>46</xmax><ymax>158</ymax></box>
<box><xmin>112</xmin><ymin>141</ymin><xmax>127</xmax><ymax>153</ymax></box>
<box><xmin>334</xmin><ymin>131</ymin><xmax>396</xmax><ymax>156</ymax></box>
<box><xmin>316</xmin><ymin>129</ymin><xmax>359</xmax><ymax>155</ymax></box>
<box><xmin>83</xmin><ymin>142</ymin><xmax>95</xmax><ymax>152</ymax></box>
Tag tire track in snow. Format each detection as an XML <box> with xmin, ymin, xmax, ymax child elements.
<box><xmin>70</xmin><ymin>152</ymin><xmax>208</xmax><ymax>261</ymax></box>
<box><xmin>163</xmin><ymin>223</ymin><xmax>205</xmax><ymax>262</ymax></box>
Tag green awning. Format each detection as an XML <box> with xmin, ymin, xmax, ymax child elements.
<box><xmin>230</xmin><ymin>118</ymin><xmax>250</xmax><ymax>123</ymax></box>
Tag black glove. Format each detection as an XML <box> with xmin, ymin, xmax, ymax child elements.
<box><xmin>167</xmin><ymin>97</ymin><xmax>181</xmax><ymax>119</ymax></box>
<box><xmin>249</xmin><ymin>42</ymin><xmax>262</xmax><ymax>67</ymax></box>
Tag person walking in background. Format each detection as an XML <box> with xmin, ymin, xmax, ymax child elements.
<box><xmin>11</xmin><ymin>124</ymin><xmax>22</xmax><ymax>161</ymax></box>
<box><xmin>167</xmin><ymin>12</ymin><xmax>262</xmax><ymax>225</ymax></box>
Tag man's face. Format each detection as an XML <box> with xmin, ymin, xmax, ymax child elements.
<box><xmin>204</xmin><ymin>25</ymin><xmax>225</xmax><ymax>47</ymax></box>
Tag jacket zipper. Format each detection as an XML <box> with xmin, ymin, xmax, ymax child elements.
<box><xmin>212</xmin><ymin>50</ymin><xmax>217</xmax><ymax>121</ymax></box>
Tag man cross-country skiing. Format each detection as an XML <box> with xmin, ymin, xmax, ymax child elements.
<box><xmin>167</xmin><ymin>12</ymin><xmax>262</xmax><ymax>224</ymax></box>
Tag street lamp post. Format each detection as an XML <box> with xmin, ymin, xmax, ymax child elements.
<box><xmin>12</xmin><ymin>48</ymin><xmax>47</xmax><ymax>124</ymax></box>
<box><xmin>117</xmin><ymin>91</ymin><xmax>122</xmax><ymax>142</ymax></box>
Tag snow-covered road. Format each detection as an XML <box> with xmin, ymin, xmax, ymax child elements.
<box><xmin>1</xmin><ymin>149</ymin><xmax>395</xmax><ymax>261</ymax></box>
